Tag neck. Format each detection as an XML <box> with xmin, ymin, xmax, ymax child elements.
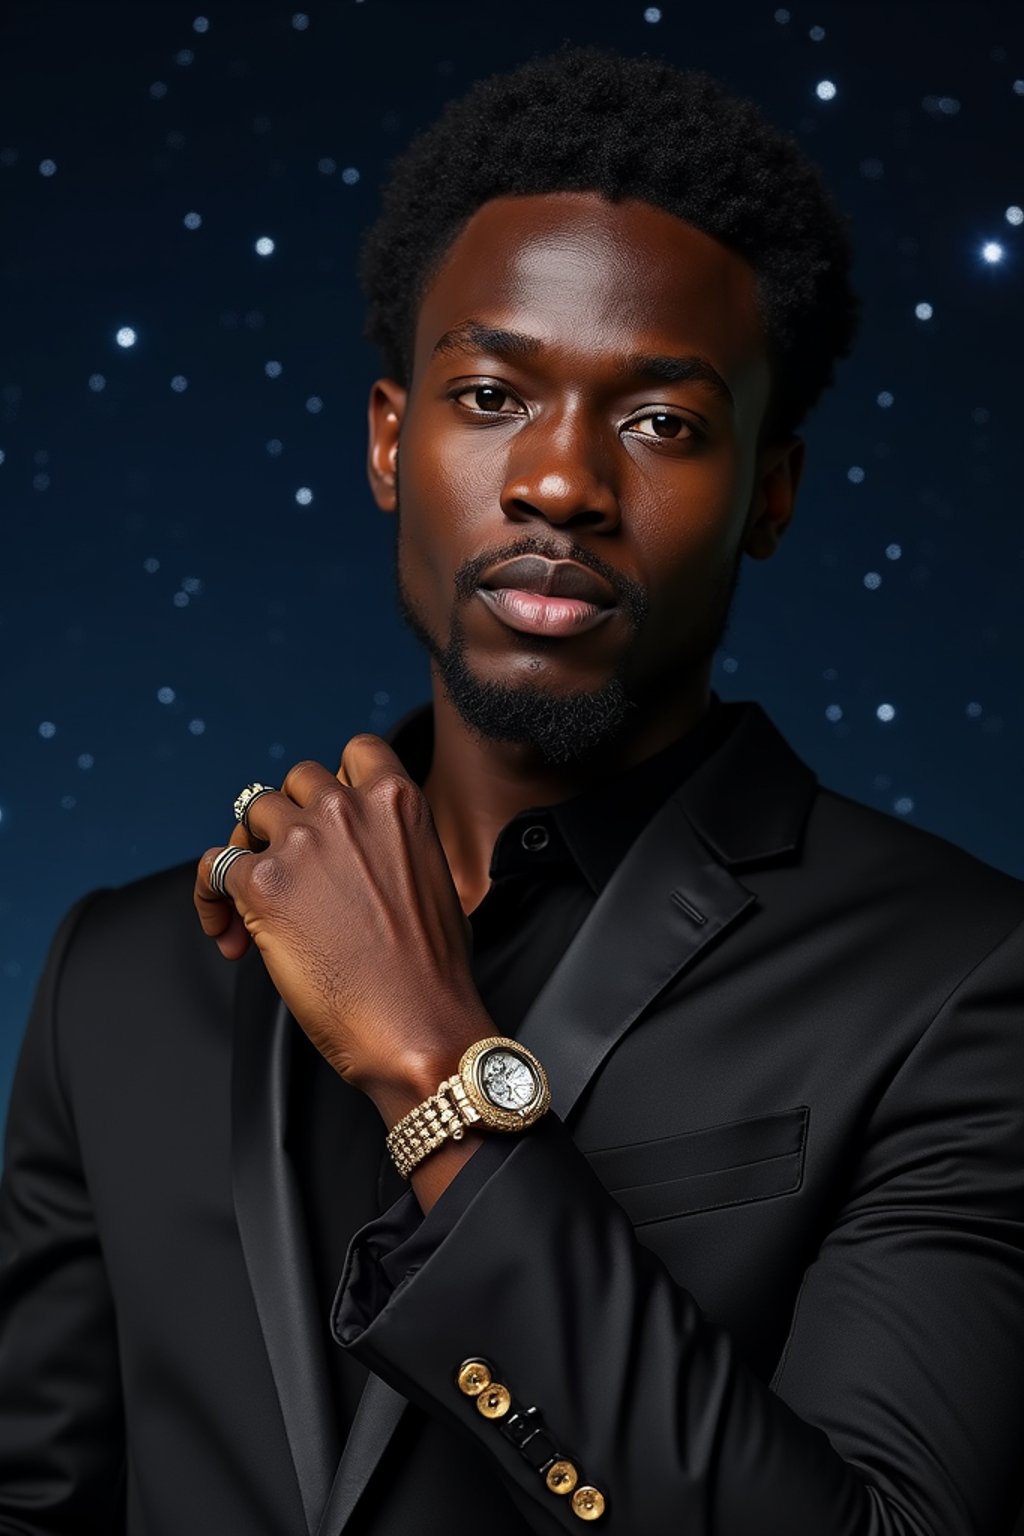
<box><xmin>421</xmin><ymin>670</ymin><xmax>712</xmax><ymax>914</ymax></box>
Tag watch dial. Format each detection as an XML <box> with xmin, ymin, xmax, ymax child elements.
<box><xmin>480</xmin><ymin>1050</ymin><xmax>538</xmax><ymax>1111</ymax></box>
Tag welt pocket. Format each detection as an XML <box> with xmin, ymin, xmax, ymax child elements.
<box><xmin>584</xmin><ymin>1106</ymin><xmax>809</xmax><ymax>1226</ymax></box>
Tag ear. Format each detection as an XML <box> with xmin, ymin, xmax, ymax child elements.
<box><xmin>742</xmin><ymin>435</ymin><xmax>805</xmax><ymax>560</ymax></box>
<box><xmin>367</xmin><ymin>378</ymin><xmax>408</xmax><ymax>513</ymax></box>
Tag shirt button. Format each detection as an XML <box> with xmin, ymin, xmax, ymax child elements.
<box><xmin>571</xmin><ymin>1486</ymin><xmax>606</xmax><ymax>1520</ymax></box>
<box><xmin>521</xmin><ymin>823</ymin><xmax>550</xmax><ymax>852</ymax></box>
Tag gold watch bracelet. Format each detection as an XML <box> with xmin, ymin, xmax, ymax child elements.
<box><xmin>386</xmin><ymin>1073</ymin><xmax>481</xmax><ymax>1179</ymax></box>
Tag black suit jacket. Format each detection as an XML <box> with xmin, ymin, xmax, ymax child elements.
<box><xmin>2</xmin><ymin>699</ymin><xmax>1024</xmax><ymax>1535</ymax></box>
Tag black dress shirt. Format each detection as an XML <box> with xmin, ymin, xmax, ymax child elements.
<box><xmin>285</xmin><ymin>691</ymin><xmax>733</xmax><ymax>1453</ymax></box>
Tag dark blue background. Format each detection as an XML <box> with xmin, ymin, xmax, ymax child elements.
<box><xmin>2</xmin><ymin>0</ymin><xmax>1022</xmax><ymax>1124</ymax></box>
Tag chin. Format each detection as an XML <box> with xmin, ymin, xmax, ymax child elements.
<box><xmin>397</xmin><ymin>574</ymin><xmax>639</xmax><ymax>765</ymax></box>
<box><xmin>440</xmin><ymin>653</ymin><xmax>635</xmax><ymax>766</ymax></box>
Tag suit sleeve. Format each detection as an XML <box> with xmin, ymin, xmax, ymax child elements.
<box><xmin>331</xmin><ymin>915</ymin><xmax>1024</xmax><ymax>1536</ymax></box>
<box><xmin>0</xmin><ymin>892</ymin><xmax>126</xmax><ymax>1533</ymax></box>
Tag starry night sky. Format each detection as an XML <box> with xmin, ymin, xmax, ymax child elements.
<box><xmin>2</xmin><ymin>0</ymin><xmax>1022</xmax><ymax>1122</ymax></box>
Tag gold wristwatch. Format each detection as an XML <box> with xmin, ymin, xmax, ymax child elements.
<box><xmin>386</xmin><ymin>1036</ymin><xmax>551</xmax><ymax>1179</ymax></box>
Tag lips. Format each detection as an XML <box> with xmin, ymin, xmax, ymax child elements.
<box><xmin>479</xmin><ymin>555</ymin><xmax>615</xmax><ymax>609</ymax></box>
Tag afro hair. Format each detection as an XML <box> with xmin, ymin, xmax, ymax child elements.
<box><xmin>358</xmin><ymin>43</ymin><xmax>860</xmax><ymax>445</ymax></box>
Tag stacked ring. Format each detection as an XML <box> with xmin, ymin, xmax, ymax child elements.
<box><xmin>233</xmin><ymin>782</ymin><xmax>277</xmax><ymax>829</ymax></box>
<box><xmin>210</xmin><ymin>845</ymin><xmax>255</xmax><ymax>897</ymax></box>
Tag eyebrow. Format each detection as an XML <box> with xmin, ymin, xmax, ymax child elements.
<box><xmin>430</xmin><ymin>320</ymin><xmax>734</xmax><ymax>408</ymax></box>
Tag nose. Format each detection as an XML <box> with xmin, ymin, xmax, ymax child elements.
<box><xmin>499</xmin><ymin>406</ymin><xmax>621</xmax><ymax>532</ymax></box>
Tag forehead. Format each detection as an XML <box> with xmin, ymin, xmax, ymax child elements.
<box><xmin>412</xmin><ymin>191</ymin><xmax>768</xmax><ymax>397</ymax></box>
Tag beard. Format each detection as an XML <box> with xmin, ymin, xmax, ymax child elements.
<box><xmin>392</xmin><ymin>468</ymin><xmax>743</xmax><ymax>768</ymax></box>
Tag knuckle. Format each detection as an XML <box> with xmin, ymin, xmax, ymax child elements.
<box><xmin>281</xmin><ymin>820</ymin><xmax>319</xmax><ymax>857</ymax></box>
<box><xmin>248</xmin><ymin>853</ymin><xmax>288</xmax><ymax>902</ymax></box>
<box><xmin>312</xmin><ymin>784</ymin><xmax>349</xmax><ymax>824</ymax></box>
<box><xmin>370</xmin><ymin>771</ymin><xmax>413</xmax><ymax>805</ymax></box>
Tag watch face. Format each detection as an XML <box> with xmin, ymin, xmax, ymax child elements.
<box><xmin>479</xmin><ymin>1049</ymin><xmax>539</xmax><ymax>1112</ymax></box>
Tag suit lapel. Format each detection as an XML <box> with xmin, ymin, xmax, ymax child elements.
<box><xmin>517</xmin><ymin>796</ymin><xmax>756</xmax><ymax>1114</ymax></box>
<box><xmin>254</xmin><ymin>699</ymin><xmax>819</xmax><ymax>1536</ymax></box>
<box><xmin>231</xmin><ymin>946</ymin><xmax>339</xmax><ymax>1535</ymax></box>
<box><xmin>519</xmin><ymin>699</ymin><xmax>819</xmax><ymax>1117</ymax></box>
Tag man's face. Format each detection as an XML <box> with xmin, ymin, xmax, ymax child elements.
<box><xmin>368</xmin><ymin>191</ymin><xmax>797</xmax><ymax>766</ymax></box>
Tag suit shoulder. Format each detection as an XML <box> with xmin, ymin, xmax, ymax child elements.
<box><xmin>58</xmin><ymin>857</ymin><xmax>226</xmax><ymax>999</ymax></box>
<box><xmin>71</xmin><ymin>857</ymin><xmax>205</xmax><ymax>941</ymax></box>
<box><xmin>809</xmin><ymin>782</ymin><xmax>1024</xmax><ymax>920</ymax></box>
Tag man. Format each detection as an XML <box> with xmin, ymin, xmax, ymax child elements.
<box><xmin>2</xmin><ymin>42</ymin><xmax>1023</xmax><ymax>1536</ymax></box>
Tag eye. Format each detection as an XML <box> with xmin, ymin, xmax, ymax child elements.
<box><xmin>450</xmin><ymin>384</ymin><xmax>522</xmax><ymax>415</ymax></box>
<box><xmin>626</xmin><ymin>411</ymin><xmax>698</xmax><ymax>442</ymax></box>
<box><xmin>448</xmin><ymin>388</ymin><xmax>702</xmax><ymax>444</ymax></box>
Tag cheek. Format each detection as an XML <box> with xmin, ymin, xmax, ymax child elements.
<box><xmin>394</xmin><ymin>420</ymin><xmax>497</xmax><ymax>624</ymax></box>
<box><xmin>433</xmin><ymin>434</ymin><xmax>505</xmax><ymax>539</ymax></box>
<box><xmin>403</xmin><ymin>407</ymin><xmax>497</xmax><ymax>544</ymax></box>
<box><xmin>628</xmin><ymin>447</ymin><xmax>752</xmax><ymax>572</ymax></box>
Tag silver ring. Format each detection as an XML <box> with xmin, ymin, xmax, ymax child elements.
<box><xmin>233</xmin><ymin>782</ymin><xmax>278</xmax><ymax>829</ymax></box>
<box><xmin>210</xmin><ymin>845</ymin><xmax>255</xmax><ymax>897</ymax></box>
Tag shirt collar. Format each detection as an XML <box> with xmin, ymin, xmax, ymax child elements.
<box><xmin>386</xmin><ymin>692</ymin><xmax>732</xmax><ymax>896</ymax></box>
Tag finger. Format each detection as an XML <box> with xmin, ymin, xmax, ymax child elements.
<box><xmin>213</xmin><ymin>906</ymin><xmax>251</xmax><ymax>960</ymax></box>
<box><xmin>194</xmin><ymin>843</ymin><xmax>256</xmax><ymax>960</ymax></box>
<box><xmin>239</xmin><ymin>787</ymin><xmax>298</xmax><ymax>846</ymax></box>
<box><xmin>194</xmin><ymin>823</ymin><xmax>250</xmax><ymax>915</ymax></box>
<box><xmin>338</xmin><ymin>733</ymin><xmax>413</xmax><ymax>791</ymax></box>
<box><xmin>235</xmin><ymin>820</ymin><xmax>270</xmax><ymax>853</ymax></box>
<box><xmin>279</xmin><ymin>758</ymin><xmax>343</xmax><ymax>808</ymax></box>
<box><xmin>195</xmin><ymin>839</ymin><xmax>250</xmax><ymax>904</ymax></box>
<box><xmin>232</xmin><ymin>783</ymin><xmax>280</xmax><ymax>849</ymax></box>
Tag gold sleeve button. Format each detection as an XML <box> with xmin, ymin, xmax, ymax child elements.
<box><xmin>475</xmin><ymin>1382</ymin><xmax>512</xmax><ymax>1419</ymax></box>
<box><xmin>571</xmin><ymin>1486</ymin><xmax>606</xmax><ymax>1521</ymax></box>
<box><xmin>457</xmin><ymin>1360</ymin><xmax>492</xmax><ymax>1397</ymax></box>
<box><xmin>545</xmin><ymin>1460</ymin><xmax>579</xmax><ymax>1495</ymax></box>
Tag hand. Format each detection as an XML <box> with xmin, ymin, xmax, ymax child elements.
<box><xmin>193</xmin><ymin>736</ymin><xmax>490</xmax><ymax>1110</ymax></box>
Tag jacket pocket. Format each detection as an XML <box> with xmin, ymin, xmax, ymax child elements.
<box><xmin>584</xmin><ymin>1106</ymin><xmax>809</xmax><ymax>1226</ymax></box>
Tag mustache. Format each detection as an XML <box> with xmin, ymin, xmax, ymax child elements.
<box><xmin>453</xmin><ymin>534</ymin><xmax>645</xmax><ymax>615</ymax></box>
